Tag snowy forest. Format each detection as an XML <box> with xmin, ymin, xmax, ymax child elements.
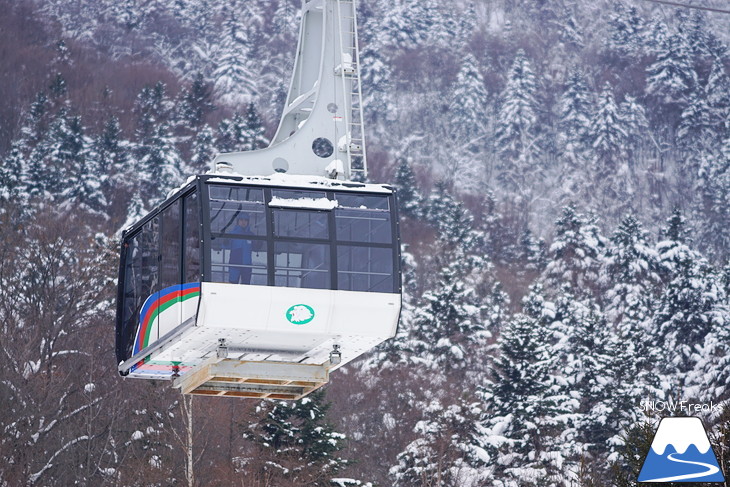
<box><xmin>1</xmin><ymin>0</ymin><xmax>729</xmax><ymax>485</ymax></box>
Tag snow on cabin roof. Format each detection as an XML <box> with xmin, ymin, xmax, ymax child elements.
<box><xmin>269</xmin><ymin>196</ymin><xmax>339</xmax><ymax>210</ymax></box>
<box><xmin>204</xmin><ymin>171</ymin><xmax>394</xmax><ymax>194</ymax></box>
<box><xmin>123</xmin><ymin>171</ymin><xmax>393</xmax><ymax>236</ymax></box>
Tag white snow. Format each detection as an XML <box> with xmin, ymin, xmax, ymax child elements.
<box><xmin>650</xmin><ymin>417</ymin><xmax>712</xmax><ymax>455</ymax></box>
<box><xmin>269</xmin><ymin>196</ymin><xmax>338</xmax><ymax>210</ymax></box>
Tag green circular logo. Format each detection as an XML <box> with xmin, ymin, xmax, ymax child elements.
<box><xmin>286</xmin><ymin>304</ymin><xmax>315</xmax><ymax>325</ymax></box>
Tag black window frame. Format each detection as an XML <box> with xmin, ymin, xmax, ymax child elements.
<box><xmin>115</xmin><ymin>179</ymin><xmax>204</xmax><ymax>365</ymax></box>
<box><xmin>201</xmin><ymin>179</ymin><xmax>402</xmax><ymax>294</ymax></box>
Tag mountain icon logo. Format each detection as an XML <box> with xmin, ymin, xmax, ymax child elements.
<box><xmin>638</xmin><ymin>417</ymin><xmax>725</xmax><ymax>483</ymax></box>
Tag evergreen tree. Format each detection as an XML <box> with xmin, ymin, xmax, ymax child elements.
<box><xmin>551</xmin><ymin>294</ymin><xmax>619</xmax><ymax>457</ymax></box>
<box><xmin>0</xmin><ymin>144</ymin><xmax>28</xmax><ymax>210</ymax></box>
<box><xmin>215</xmin><ymin>113</ymin><xmax>249</xmax><ymax>152</ymax></box>
<box><xmin>177</xmin><ymin>72</ymin><xmax>215</xmax><ymax>131</ymax></box>
<box><xmin>654</xmin><ymin>209</ymin><xmax>727</xmax><ymax>391</ymax></box>
<box><xmin>241</xmin><ymin>102</ymin><xmax>268</xmax><ymax>151</ymax></box>
<box><xmin>133</xmin><ymin>82</ymin><xmax>182</xmax><ymax>199</ymax></box>
<box><xmin>449</xmin><ymin>54</ymin><xmax>489</xmax><ymax>147</ymax></box>
<box><xmin>189</xmin><ymin>124</ymin><xmax>216</xmax><ymax>173</ymax></box>
<box><xmin>425</xmin><ymin>181</ymin><xmax>482</xmax><ymax>254</ymax></box>
<box><xmin>677</xmin><ymin>90</ymin><xmax>715</xmax><ymax>153</ymax></box>
<box><xmin>589</xmin><ymin>83</ymin><xmax>627</xmax><ymax>169</ymax></box>
<box><xmin>21</xmin><ymin>92</ymin><xmax>55</xmax><ymax>199</ymax></box>
<box><xmin>378</xmin><ymin>0</ymin><xmax>431</xmax><ymax>51</ymax></box>
<box><xmin>589</xmin><ymin>83</ymin><xmax>631</xmax><ymax>203</ymax></box>
<box><xmin>246</xmin><ymin>390</ymin><xmax>350</xmax><ymax>485</ymax></box>
<box><xmin>213</xmin><ymin>9</ymin><xmax>257</xmax><ymax>106</ymax></box>
<box><xmin>559</xmin><ymin>67</ymin><xmax>593</xmax><ymax>166</ymax></box>
<box><xmin>643</xmin><ymin>17</ymin><xmax>669</xmax><ymax>55</ymax></box>
<box><xmin>57</xmin><ymin>114</ymin><xmax>106</xmax><ymax>211</ymax></box>
<box><xmin>454</xmin><ymin>2</ymin><xmax>477</xmax><ymax>50</ymax></box>
<box><xmin>543</xmin><ymin>204</ymin><xmax>606</xmax><ymax>293</ymax></box>
<box><xmin>481</xmin><ymin>289</ymin><xmax>570</xmax><ymax>484</ymax></box>
<box><xmin>390</xmin><ymin>399</ymin><xmax>489</xmax><ymax>487</ymax></box>
<box><xmin>392</xmin><ymin>157</ymin><xmax>422</xmax><ymax>219</ymax></box>
<box><xmin>619</xmin><ymin>95</ymin><xmax>649</xmax><ymax>163</ymax></box>
<box><xmin>37</xmin><ymin>107</ymin><xmax>82</xmax><ymax>198</ymax></box>
<box><xmin>601</xmin><ymin>214</ymin><xmax>660</xmax><ymax>328</ymax></box>
<box><xmin>707</xmin><ymin>60</ymin><xmax>730</xmax><ymax>133</ymax></box>
<box><xmin>600</xmin><ymin>214</ymin><xmax>661</xmax><ymax>408</ymax></box>
<box><xmin>93</xmin><ymin>115</ymin><xmax>130</xmax><ymax>195</ymax></box>
<box><xmin>409</xmin><ymin>258</ymin><xmax>486</xmax><ymax>373</ymax></box>
<box><xmin>695</xmin><ymin>141</ymin><xmax>730</xmax><ymax>260</ymax></box>
<box><xmin>360</xmin><ymin>41</ymin><xmax>394</xmax><ymax>135</ymax></box>
<box><xmin>646</xmin><ymin>33</ymin><xmax>697</xmax><ymax>107</ymax></box>
<box><xmin>494</xmin><ymin>50</ymin><xmax>541</xmax><ymax>193</ymax></box>
<box><xmin>607</xmin><ymin>4</ymin><xmax>646</xmax><ymax>57</ymax></box>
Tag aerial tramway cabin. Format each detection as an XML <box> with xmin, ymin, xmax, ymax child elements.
<box><xmin>115</xmin><ymin>0</ymin><xmax>402</xmax><ymax>399</ymax></box>
<box><xmin>116</xmin><ymin>173</ymin><xmax>401</xmax><ymax>399</ymax></box>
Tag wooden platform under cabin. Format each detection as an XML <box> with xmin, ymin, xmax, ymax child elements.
<box><xmin>172</xmin><ymin>359</ymin><xmax>331</xmax><ymax>400</ymax></box>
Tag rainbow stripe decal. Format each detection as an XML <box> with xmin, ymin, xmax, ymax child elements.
<box><xmin>133</xmin><ymin>282</ymin><xmax>201</xmax><ymax>356</ymax></box>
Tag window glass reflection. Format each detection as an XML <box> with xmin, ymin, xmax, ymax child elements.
<box><xmin>274</xmin><ymin>242</ymin><xmax>330</xmax><ymax>289</ymax></box>
<box><xmin>336</xmin><ymin>194</ymin><xmax>389</xmax><ymax>210</ymax></box>
<box><xmin>337</xmin><ymin>246</ymin><xmax>394</xmax><ymax>293</ymax></box>
<box><xmin>273</xmin><ymin>209</ymin><xmax>329</xmax><ymax>240</ymax></box>
<box><xmin>335</xmin><ymin>209</ymin><xmax>391</xmax><ymax>243</ymax></box>
<box><xmin>211</xmin><ymin>247</ymin><xmax>268</xmax><ymax>286</ymax></box>
<box><xmin>272</xmin><ymin>189</ymin><xmax>327</xmax><ymax>201</ymax></box>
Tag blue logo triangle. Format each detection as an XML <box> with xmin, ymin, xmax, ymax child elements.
<box><xmin>638</xmin><ymin>417</ymin><xmax>725</xmax><ymax>483</ymax></box>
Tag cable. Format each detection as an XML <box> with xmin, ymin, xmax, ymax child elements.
<box><xmin>639</xmin><ymin>0</ymin><xmax>730</xmax><ymax>15</ymax></box>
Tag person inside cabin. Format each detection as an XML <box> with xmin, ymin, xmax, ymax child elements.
<box><xmin>229</xmin><ymin>213</ymin><xmax>254</xmax><ymax>284</ymax></box>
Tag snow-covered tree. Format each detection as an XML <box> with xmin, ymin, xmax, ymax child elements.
<box><xmin>177</xmin><ymin>72</ymin><xmax>216</xmax><ymax>131</ymax></box>
<box><xmin>619</xmin><ymin>95</ymin><xmax>649</xmax><ymax>161</ymax></box>
<box><xmin>241</xmin><ymin>102</ymin><xmax>268</xmax><ymax>151</ymax></box>
<box><xmin>425</xmin><ymin>181</ymin><xmax>482</xmax><ymax>255</ymax></box>
<box><xmin>550</xmin><ymin>294</ymin><xmax>619</xmax><ymax>458</ymax></box>
<box><xmin>0</xmin><ymin>144</ymin><xmax>27</xmax><ymax>209</ymax></box>
<box><xmin>707</xmin><ymin>60</ymin><xmax>730</xmax><ymax>133</ymax></box>
<box><xmin>677</xmin><ymin>90</ymin><xmax>715</xmax><ymax>152</ymax></box>
<box><xmin>189</xmin><ymin>124</ymin><xmax>216</xmax><ymax>173</ymax></box>
<box><xmin>449</xmin><ymin>54</ymin><xmax>489</xmax><ymax>147</ymax></box>
<box><xmin>646</xmin><ymin>33</ymin><xmax>697</xmax><ymax>107</ymax></box>
<box><xmin>558</xmin><ymin>67</ymin><xmax>593</xmax><ymax>165</ymax></box>
<box><xmin>392</xmin><ymin>157</ymin><xmax>422</xmax><ymax>219</ymax></box>
<box><xmin>543</xmin><ymin>204</ymin><xmax>606</xmax><ymax>293</ymax></box>
<box><xmin>494</xmin><ymin>50</ymin><xmax>541</xmax><ymax>193</ymax></box>
<box><xmin>212</xmin><ymin>9</ymin><xmax>257</xmax><ymax>107</ymax></box>
<box><xmin>601</xmin><ymin>214</ymin><xmax>660</xmax><ymax>327</ymax></box>
<box><xmin>653</xmin><ymin>209</ymin><xmax>726</xmax><ymax>390</ymax></box>
<box><xmin>607</xmin><ymin>4</ymin><xmax>646</xmax><ymax>57</ymax></box>
<box><xmin>245</xmin><ymin>390</ymin><xmax>350</xmax><ymax>485</ymax></box>
<box><xmin>215</xmin><ymin>107</ymin><xmax>266</xmax><ymax>153</ymax></box>
<box><xmin>390</xmin><ymin>399</ymin><xmax>489</xmax><ymax>487</ymax></box>
<box><xmin>599</xmin><ymin>214</ymin><xmax>661</xmax><ymax>408</ymax></box>
<box><xmin>133</xmin><ymin>83</ymin><xmax>182</xmax><ymax>200</ymax></box>
<box><xmin>695</xmin><ymin>142</ymin><xmax>730</xmax><ymax>260</ymax></box>
<box><xmin>58</xmin><ymin>114</ymin><xmax>106</xmax><ymax>211</ymax></box>
<box><xmin>378</xmin><ymin>0</ymin><xmax>432</xmax><ymax>51</ymax></box>
<box><xmin>589</xmin><ymin>83</ymin><xmax>626</xmax><ymax>169</ymax></box>
<box><xmin>408</xmin><ymin>258</ymin><xmax>487</xmax><ymax>373</ymax></box>
<box><xmin>360</xmin><ymin>41</ymin><xmax>394</xmax><ymax>134</ymax></box>
<box><xmin>480</xmin><ymin>288</ymin><xmax>570</xmax><ymax>485</ymax></box>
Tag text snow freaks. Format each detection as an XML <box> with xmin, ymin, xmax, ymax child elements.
<box><xmin>641</xmin><ymin>399</ymin><xmax>721</xmax><ymax>414</ymax></box>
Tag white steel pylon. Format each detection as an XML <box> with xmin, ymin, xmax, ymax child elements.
<box><xmin>212</xmin><ymin>0</ymin><xmax>367</xmax><ymax>181</ymax></box>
